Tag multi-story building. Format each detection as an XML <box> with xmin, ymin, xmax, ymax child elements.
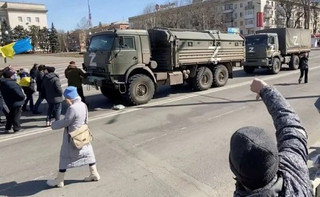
<box><xmin>0</xmin><ymin>1</ymin><xmax>47</xmax><ymax>29</ymax></box>
<box><xmin>129</xmin><ymin>0</ymin><xmax>320</xmax><ymax>35</ymax></box>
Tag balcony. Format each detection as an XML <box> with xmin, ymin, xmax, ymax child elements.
<box><xmin>223</xmin><ymin>8</ymin><xmax>233</xmax><ymax>13</ymax></box>
<box><xmin>245</xmin><ymin>23</ymin><xmax>255</xmax><ymax>28</ymax></box>
<box><xmin>264</xmin><ymin>12</ymin><xmax>272</xmax><ymax>18</ymax></box>
<box><xmin>244</xmin><ymin>13</ymin><xmax>254</xmax><ymax>19</ymax></box>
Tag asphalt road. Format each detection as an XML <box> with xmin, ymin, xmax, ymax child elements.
<box><xmin>1</xmin><ymin>51</ymin><xmax>320</xmax><ymax>196</ymax></box>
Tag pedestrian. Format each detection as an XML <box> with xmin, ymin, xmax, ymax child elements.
<box><xmin>29</xmin><ymin>63</ymin><xmax>38</xmax><ymax>80</ymax></box>
<box><xmin>32</xmin><ymin>64</ymin><xmax>46</xmax><ymax>114</ymax></box>
<box><xmin>18</xmin><ymin>68</ymin><xmax>35</xmax><ymax>112</ymax></box>
<box><xmin>298</xmin><ymin>52</ymin><xmax>309</xmax><ymax>84</ymax></box>
<box><xmin>0</xmin><ymin>66</ymin><xmax>11</xmax><ymax>123</ymax></box>
<box><xmin>229</xmin><ymin>78</ymin><xmax>312</xmax><ymax>196</ymax></box>
<box><xmin>0</xmin><ymin>69</ymin><xmax>25</xmax><ymax>133</ymax></box>
<box><xmin>64</xmin><ymin>61</ymin><xmax>87</xmax><ymax>104</ymax></box>
<box><xmin>41</xmin><ymin>66</ymin><xmax>63</xmax><ymax>127</ymax></box>
<box><xmin>46</xmin><ymin>86</ymin><xmax>100</xmax><ymax>188</ymax></box>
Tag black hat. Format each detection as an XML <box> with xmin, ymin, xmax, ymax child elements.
<box><xmin>46</xmin><ymin>66</ymin><xmax>55</xmax><ymax>73</ymax></box>
<box><xmin>229</xmin><ymin>126</ymin><xmax>279</xmax><ymax>190</ymax></box>
<box><xmin>3</xmin><ymin>69</ymin><xmax>15</xmax><ymax>78</ymax></box>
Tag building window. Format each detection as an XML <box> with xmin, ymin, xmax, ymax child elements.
<box><xmin>18</xmin><ymin>16</ymin><xmax>22</xmax><ymax>22</ymax></box>
<box><xmin>234</xmin><ymin>13</ymin><xmax>238</xmax><ymax>19</ymax></box>
<box><xmin>35</xmin><ymin>17</ymin><xmax>40</xmax><ymax>23</ymax></box>
<box><xmin>27</xmin><ymin>17</ymin><xmax>31</xmax><ymax>22</ymax></box>
<box><xmin>234</xmin><ymin>3</ymin><xmax>237</xmax><ymax>9</ymax></box>
<box><xmin>234</xmin><ymin>21</ymin><xmax>238</xmax><ymax>26</ymax></box>
<box><xmin>245</xmin><ymin>19</ymin><xmax>254</xmax><ymax>25</ymax></box>
<box><xmin>240</xmin><ymin>12</ymin><xmax>243</xmax><ymax>17</ymax></box>
<box><xmin>240</xmin><ymin>3</ymin><xmax>243</xmax><ymax>8</ymax></box>
<box><xmin>240</xmin><ymin>21</ymin><xmax>244</xmax><ymax>26</ymax></box>
<box><xmin>224</xmin><ymin>4</ymin><xmax>233</xmax><ymax>10</ymax></box>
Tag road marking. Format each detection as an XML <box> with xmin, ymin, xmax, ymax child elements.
<box><xmin>1</xmin><ymin>65</ymin><xmax>320</xmax><ymax>143</ymax></box>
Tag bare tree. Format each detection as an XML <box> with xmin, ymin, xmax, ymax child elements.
<box><xmin>275</xmin><ymin>0</ymin><xmax>295</xmax><ymax>27</ymax></box>
<box><xmin>143</xmin><ymin>3</ymin><xmax>156</xmax><ymax>14</ymax></box>
<box><xmin>77</xmin><ymin>17</ymin><xmax>90</xmax><ymax>30</ymax></box>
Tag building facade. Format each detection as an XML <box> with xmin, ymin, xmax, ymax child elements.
<box><xmin>129</xmin><ymin>0</ymin><xmax>320</xmax><ymax>35</ymax></box>
<box><xmin>0</xmin><ymin>1</ymin><xmax>47</xmax><ymax>30</ymax></box>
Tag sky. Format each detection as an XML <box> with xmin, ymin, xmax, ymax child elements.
<box><xmin>7</xmin><ymin>0</ymin><xmax>175</xmax><ymax>31</ymax></box>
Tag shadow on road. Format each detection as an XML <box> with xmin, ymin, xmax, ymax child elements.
<box><xmin>0</xmin><ymin>179</ymin><xmax>84</xmax><ymax>196</ymax></box>
<box><xmin>308</xmin><ymin>147</ymin><xmax>320</xmax><ymax>180</ymax></box>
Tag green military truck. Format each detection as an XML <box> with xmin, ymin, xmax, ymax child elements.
<box><xmin>244</xmin><ymin>28</ymin><xmax>311</xmax><ymax>74</ymax></box>
<box><xmin>82</xmin><ymin>28</ymin><xmax>245</xmax><ymax>105</ymax></box>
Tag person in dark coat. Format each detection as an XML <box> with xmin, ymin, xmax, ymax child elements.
<box><xmin>0</xmin><ymin>69</ymin><xmax>25</xmax><ymax>133</ymax></box>
<box><xmin>298</xmin><ymin>52</ymin><xmax>309</xmax><ymax>84</ymax></box>
<box><xmin>229</xmin><ymin>78</ymin><xmax>312</xmax><ymax>196</ymax></box>
<box><xmin>41</xmin><ymin>66</ymin><xmax>63</xmax><ymax>127</ymax></box>
<box><xmin>29</xmin><ymin>63</ymin><xmax>39</xmax><ymax>80</ymax></box>
<box><xmin>0</xmin><ymin>66</ymin><xmax>10</xmax><ymax>123</ymax></box>
<box><xmin>64</xmin><ymin>61</ymin><xmax>87</xmax><ymax>104</ymax></box>
<box><xmin>32</xmin><ymin>64</ymin><xmax>46</xmax><ymax>114</ymax></box>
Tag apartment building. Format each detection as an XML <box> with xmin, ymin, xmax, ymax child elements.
<box><xmin>0</xmin><ymin>1</ymin><xmax>47</xmax><ymax>29</ymax></box>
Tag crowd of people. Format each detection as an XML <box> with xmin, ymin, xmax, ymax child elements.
<box><xmin>0</xmin><ymin>61</ymin><xmax>87</xmax><ymax>133</ymax></box>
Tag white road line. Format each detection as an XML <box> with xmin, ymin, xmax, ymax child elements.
<box><xmin>1</xmin><ymin>65</ymin><xmax>320</xmax><ymax>143</ymax></box>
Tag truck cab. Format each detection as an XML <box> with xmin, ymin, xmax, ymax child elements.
<box><xmin>244</xmin><ymin>33</ymin><xmax>281</xmax><ymax>73</ymax></box>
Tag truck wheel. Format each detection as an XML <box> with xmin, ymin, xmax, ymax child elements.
<box><xmin>100</xmin><ymin>86</ymin><xmax>122</xmax><ymax>101</ymax></box>
<box><xmin>126</xmin><ymin>74</ymin><xmax>155</xmax><ymax>105</ymax></box>
<box><xmin>289</xmin><ymin>55</ymin><xmax>299</xmax><ymax>70</ymax></box>
<box><xmin>243</xmin><ymin>66</ymin><xmax>255</xmax><ymax>74</ymax></box>
<box><xmin>212</xmin><ymin>64</ymin><xmax>229</xmax><ymax>87</ymax></box>
<box><xmin>271</xmin><ymin>58</ymin><xmax>281</xmax><ymax>74</ymax></box>
<box><xmin>192</xmin><ymin>67</ymin><xmax>213</xmax><ymax>91</ymax></box>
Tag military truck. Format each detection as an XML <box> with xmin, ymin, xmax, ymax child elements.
<box><xmin>82</xmin><ymin>28</ymin><xmax>245</xmax><ymax>105</ymax></box>
<box><xmin>244</xmin><ymin>28</ymin><xmax>311</xmax><ymax>74</ymax></box>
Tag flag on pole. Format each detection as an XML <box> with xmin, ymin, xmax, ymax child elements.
<box><xmin>0</xmin><ymin>37</ymin><xmax>32</xmax><ymax>58</ymax></box>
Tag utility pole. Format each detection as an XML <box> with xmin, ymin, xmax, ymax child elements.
<box><xmin>87</xmin><ymin>0</ymin><xmax>92</xmax><ymax>28</ymax></box>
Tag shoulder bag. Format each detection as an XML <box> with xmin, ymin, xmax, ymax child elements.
<box><xmin>68</xmin><ymin>107</ymin><xmax>93</xmax><ymax>149</ymax></box>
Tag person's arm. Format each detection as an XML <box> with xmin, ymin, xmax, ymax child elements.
<box><xmin>51</xmin><ymin>107</ymin><xmax>75</xmax><ymax>130</ymax></box>
<box><xmin>64</xmin><ymin>68</ymin><xmax>69</xmax><ymax>79</ymax></box>
<box><xmin>251</xmin><ymin>78</ymin><xmax>308</xmax><ymax>161</ymax></box>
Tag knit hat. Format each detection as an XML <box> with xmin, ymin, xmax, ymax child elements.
<box><xmin>46</xmin><ymin>66</ymin><xmax>55</xmax><ymax>73</ymax></box>
<box><xmin>64</xmin><ymin>86</ymin><xmax>79</xmax><ymax>100</ymax></box>
<box><xmin>3</xmin><ymin>69</ymin><xmax>15</xmax><ymax>78</ymax></box>
<box><xmin>229</xmin><ymin>126</ymin><xmax>279</xmax><ymax>190</ymax></box>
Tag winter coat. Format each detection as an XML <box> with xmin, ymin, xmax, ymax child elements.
<box><xmin>41</xmin><ymin>72</ymin><xmax>63</xmax><ymax>104</ymax></box>
<box><xmin>36</xmin><ymin>71</ymin><xmax>45</xmax><ymax>92</ymax></box>
<box><xmin>51</xmin><ymin>97</ymin><xmax>96</xmax><ymax>169</ymax></box>
<box><xmin>0</xmin><ymin>78</ymin><xmax>25</xmax><ymax>108</ymax></box>
<box><xmin>64</xmin><ymin>67</ymin><xmax>85</xmax><ymax>88</ymax></box>
<box><xmin>30</xmin><ymin>67</ymin><xmax>38</xmax><ymax>79</ymax></box>
<box><xmin>299</xmin><ymin>56</ymin><xmax>308</xmax><ymax>70</ymax></box>
<box><xmin>233</xmin><ymin>87</ymin><xmax>312</xmax><ymax>196</ymax></box>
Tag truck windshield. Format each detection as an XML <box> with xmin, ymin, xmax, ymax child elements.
<box><xmin>88</xmin><ymin>34</ymin><xmax>114</xmax><ymax>51</ymax></box>
<box><xmin>246</xmin><ymin>35</ymin><xmax>268</xmax><ymax>46</ymax></box>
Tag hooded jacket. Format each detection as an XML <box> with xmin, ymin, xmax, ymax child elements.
<box><xmin>0</xmin><ymin>78</ymin><xmax>25</xmax><ymax>108</ymax></box>
<box><xmin>233</xmin><ymin>86</ymin><xmax>312</xmax><ymax>196</ymax></box>
<box><xmin>41</xmin><ymin>72</ymin><xmax>63</xmax><ymax>104</ymax></box>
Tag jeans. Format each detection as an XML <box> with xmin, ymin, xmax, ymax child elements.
<box><xmin>33</xmin><ymin>92</ymin><xmax>44</xmax><ymax>112</ymax></box>
<box><xmin>77</xmin><ymin>87</ymin><xmax>86</xmax><ymax>103</ymax></box>
<box><xmin>299</xmin><ymin>68</ymin><xmax>309</xmax><ymax>83</ymax></box>
<box><xmin>23</xmin><ymin>93</ymin><xmax>34</xmax><ymax>111</ymax></box>
<box><xmin>46</xmin><ymin>103</ymin><xmax>62</xmax><ymax>122</ymax></box>
<box><xmin>5</xmin><ymin>106</ymin><xmax>22</xmax><ymax>131</ymax></box>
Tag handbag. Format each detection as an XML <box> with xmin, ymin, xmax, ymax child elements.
<box><xmin>68</xmin><ymin>107</ymin><xmax>93</xmax><ymax>149</ymax></box>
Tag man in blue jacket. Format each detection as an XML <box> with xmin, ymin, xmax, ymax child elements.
<box><xmin>0</xmin><ymin>69</ymin><xmax>25</xmax><ymax>133</ymax></box>
<box><xmin>229</xmin><ymin>78</ymin><xmax>312</xmax><ymax>196</ymax></box>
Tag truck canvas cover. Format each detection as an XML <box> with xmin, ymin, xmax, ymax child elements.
<box><xmin>148</xmin><ymin>28</ymin><xmax>245</xmax><ymax>71</ymax></box>
<box><xmin>256</xmin><ymin>28</ymin><xmax>311</xmax><ymax>55</ymax></box>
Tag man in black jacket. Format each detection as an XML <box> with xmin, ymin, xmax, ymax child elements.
<box><xmin>32</xmin><ymin>64</ymin><xmax>46</xmax><ymax>114</ymax></box>
<box><xmin>0</xmin><ymin>69</ymin><xmax>25</xmax><ymax>133</ymax></box>
<box><xmin>229</xmin><ymin>78</ymin><xmax>312</xmax><ymax>196</ymax></box>
<box><xmin>298</xmin><ymin>52</ymin><xmax>309</xmax><ymax>84</ymax></box>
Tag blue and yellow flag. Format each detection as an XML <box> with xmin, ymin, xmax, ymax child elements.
<box><xmin>0</xmin><ymin>37</ymin><xmax>32</xmax><ymax>58</ymax></box>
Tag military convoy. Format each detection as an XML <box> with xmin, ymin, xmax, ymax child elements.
<box><xmin>244</xmin><ymin>28</ymin><xmax>311</xmax><ymax>74</ymax></box>
<box><xmin>82</xmin><ymin>28</ymin><xmax>245</xmax><ymax>105</ymax></box>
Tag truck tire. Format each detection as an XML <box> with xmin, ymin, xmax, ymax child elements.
<box><xmin>289</xmin><ymin>55</ymin><xmax>299</xmax><ymax>70</ymax></box>
<box><xmin>100</xmin><ymin>86</ymin><xmax>122</xmax><ymax>101</ymax></box>
<box><xmin>271</xmin><ymin>58</ymin><xmax>281</xmax><ymax>74</ymax></box>
<box><xmin>212</xmin><ymin>64</ymin><xmax>229</xmax><ymax>87</ymax></box>
<box><xmin>126</xmin><ymin>74</ymin><xmax>155</xmax><ymax>105</ymax></box>
<box><xmin>192</xmin><ymin>67</ymin><xmax>213</xmax><ymax>91</ymax></box>
<box><xmin>243</xmin><ymin>66</ymin><xmax>255</xmax><ymax>74</ymax></box>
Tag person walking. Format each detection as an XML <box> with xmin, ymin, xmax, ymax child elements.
<box><xmin>18</xmin><ymin>69</ymin><xmax>35</xmax><ymax>112</ymax></box>
<box><xmin>0</xmin><ymin>69</ymin><xmax>25</xmax><ymax>133</ymax></box>
<box><xmin>32</xmin><ymin>64</ymin><xmax>46</xmax><ymax>114</ymax></box>
<box><xmin>229</xmin><ymin>78</ymin><xmax>312</xmax><ymax>196</ymax></box>
<box><xmin>298</xmin><ymin>52</ymin><xmax>309</xmax><ymax>84</ymax></box>
<box><xmin>46</xmin><ymin>86</ymin><xmax>100</xmax><ymax>188</ymax></box>
<box><xmin>29</xmin><ymin>63</ymin><xmax>39</xmax><ymax>80</ymax></box>
<box><xmin>41</xmin><ymin>66</ymin><xmax>63</xmax><ymax>126</ymax></box>
<box><xmin>64</xmin><ymin>61</ymin><xmax>87</xmax><ymax>104</ymax></box>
